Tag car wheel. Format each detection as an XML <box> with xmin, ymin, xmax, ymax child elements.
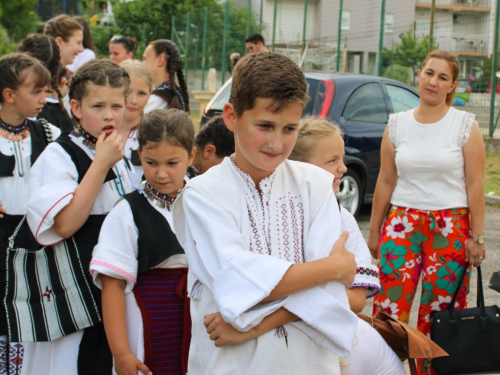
<box><xmin>337</xmin><ymin>169</ymin><xmax>362</xmax><ymax>217</ymax></box>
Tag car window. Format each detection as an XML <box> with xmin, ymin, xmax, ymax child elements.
<box><xmin>209</xmin><ymin>82</ymin><xmax>232</xmax><ymax>111</ymax></box>
<box><xmin>343</xmin><ymin>83</ymin><xmax>388</xmax><ymax>123</ymax></box>
<box><xmin>386</xmin><ymin>84</ymin><xmax>419</xmax><ymax>113</ymax></box>
<box><xmin>303</xmin><ymin>78</ymin><xmax>319</xmax><ymax>116</ymax></box>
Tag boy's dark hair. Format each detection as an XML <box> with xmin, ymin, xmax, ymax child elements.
<box><xmin>68</xmin><ymin>59</ymin><xmax>130</xmax><ymax>104</ymax></box>
<box><xmin>18</xmin><ymin>34</ymin><xmax>64</xmax><ymax>109</ymax></box>
<box><xmin>245</xmin><ymin>33</ymin><xmax>265</xmax><ymax>45</ymax></box>
<box><xmin>195</xmin><ymin>116</ymin><xmax>235</xmax><ymax>158</ymax></box>
<box><xmin>44</xmin><ymin>14</ymin><xmax>83</xmax><ymax>42</ymax></box>
<box><xmin>139</xmin><ymin>109</ymin><xmax>194</xmax><ymax>155</ymax></box>
<box><xmin>73</xmin><ymin>16</ymin><xmax>96</xmax><ymax>52</ymax></box>
<box><xmin>149</xmin><ymin>39</ymin><xmax>190</xmax><ymax>113</ymax></box>
<box><xmin>230</xmin><ymin>53</ymin><xmax>308</xmax><ymax>118</ymax></box>
<box><xmin>0</xmin><ymin>53</ymin><xmax>51</xmax><ymax>104</ymax></box>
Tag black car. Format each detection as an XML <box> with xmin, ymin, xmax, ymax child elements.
<box><xmin>201</xmin><ymin>73</ymin><xmax>420</xmax><ymax>217</ymax></box>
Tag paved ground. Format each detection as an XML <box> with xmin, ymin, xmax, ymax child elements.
<box><xmin>356</xmin><ymin>204</ymin><xmax>500</xmax><ymax>374</ymax></box>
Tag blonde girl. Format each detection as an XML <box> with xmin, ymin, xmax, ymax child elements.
<box><xmin>120</xmin><ymin>59</ymin><xmax>152</xmax><ymax>186</ymax></box>
<box><xmin>91</xmin><ymin>109</ymin><xmax>195</xmax><ymax>375</ymax></box>
<box><xmin>22</xmin><ymin>59</ymin><xmax>132</xmax><ymax>375</ymax></box>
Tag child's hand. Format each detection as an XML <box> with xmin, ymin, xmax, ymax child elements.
<box><xmin>329</xmin><ymin>231</ymin><xmax>356</xmax><ymax>287</ymax></box>
<box><xmin>0</xmin><ymin>201</ymin><xmax>6</xmax><ymax>218</ymax></box>
<box><xmin>204</xmin><ymin>312</ymin><xmax>254</xmax><ymax>347</ymax></box>
<box><xmin>114</xmin><ymin>352</ymin><xmax>152</xmax><ymax>375</ymax></box>
<box><xmin>94</xmin><ymin>130</ymin><xmax>124</xmax><ymax>170</ymax></box>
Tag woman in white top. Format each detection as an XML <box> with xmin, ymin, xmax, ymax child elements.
<box><xmin>367</xmin><ymin>50</ymin><xmax>485</xmax><ymax>375</ymax></box>
<box><xmin>66</xmin><ymin>17</ymin><xmax>97</xmax><ymax>74</ymax></box>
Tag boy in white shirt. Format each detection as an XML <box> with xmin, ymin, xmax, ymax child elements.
<box><xmin>173</xmin><ymin>53</ymin><xmax>358</xmax><ymax>375</ymax></box>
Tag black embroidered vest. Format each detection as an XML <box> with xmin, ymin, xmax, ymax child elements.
<box><xmin>0</xmin><ymin>119</ymin><xmax>49</xmax><ymax>177</ymax></box>
<box><xmin>123</xmin><ymin>190</ymin><xmax>185</xmax><ymax>274</ymax></box>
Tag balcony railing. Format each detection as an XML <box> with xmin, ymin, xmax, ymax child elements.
<box><xmin>416</xmin><ymin>0</ymin><xmax>491</xmax><ymax>9</ymax></box>
<box><xmin>436</xmin><ymin>34</ymin><xmax>488</xmax><ymax>54</ymax></box>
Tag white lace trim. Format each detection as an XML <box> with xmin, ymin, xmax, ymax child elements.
<box><xmin>387</xmin><ymin>113</ymin><xmax>399</xmax><ymax>146</ymax></box>
<box><xmin>457</xmin><ymin>111</ymin><xmax>475</xmax><ymax>148</ymax></box>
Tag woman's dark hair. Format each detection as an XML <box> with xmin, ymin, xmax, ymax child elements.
<box><xmin>68</xmin><ymin>59</ymin><xmax>130</xmax><ymax>120</ymax></box>
<box><xmin>110</xmin><ymin>35</ymin><xmax>136</xmax><ymax>54</ymax></box>
<box><xmin>18</xmin><ymin>34</ymin><xmax>64</xmax><ymax>109</ymax></box>
<box><xmin>0</xmin><ymin>53</ymin><xmax>51</xmax><ymax>104</ymax></box>
<box><xmin>73</xmin><ymin>16</ymin><xmax>96</xmax><ymax>52</ymax></box>
<box><xmin>138</xmin><ymin>109</ymin><xmax>194</xmax><ymax>154</ymax></box>
<box><xmin>149</xmin><ymin>39</ymin><xmax>190</xmax><ymax>113</ymax></box>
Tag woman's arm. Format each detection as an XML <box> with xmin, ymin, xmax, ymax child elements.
<box><xmin>101</xmin><ymin>276</ymin><xmax>151</xmax><ymax>375</ymax></box>
<box><xmin>368</xmin><ymin>127</ymin><xmax>398</xmax><ymax>259</ymax></box>
<box><xmin>204</xmin><ymin>308</ymin><xmax>299</xmax><ymax>347</ymax></box>
<box><xmin>463</xmin><ymin>123</ymin><xmax>486</xmax><ymax>267</ymax></box>
<box><xmin>53</xmin><ymin>131</ymin><xmax>124</xmax><ymax>238</ymax></box>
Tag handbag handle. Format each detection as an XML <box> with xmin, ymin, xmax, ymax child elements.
<box><xmin>8</xmin><ymin>215</ymin><xmax>27</xmax><ymax>249</ymax></box>
<box><xmin>447</xmin><ymin>264</ymin><xmax>487</xmax><ymax>321</ymax></box>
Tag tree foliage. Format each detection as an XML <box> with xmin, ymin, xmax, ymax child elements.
<box><xmin>382</xmin><ymin>64</ymin><xmax>411</xmax><ymax>85</ymax></box>
<box><xmin>0</xmin><ymin>0</ymin><xmax>38</xmax><ymax>41</ymax></box>
<box><xmin>385</xmin><ymin>28</ymin><xmax>430</xmax><ymax>84</ymax></box>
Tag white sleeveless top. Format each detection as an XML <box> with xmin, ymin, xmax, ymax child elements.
<box><xmin>389</xmin><ymin>107</ymin><xmax>475</xmax><ymax>210</ymax></box>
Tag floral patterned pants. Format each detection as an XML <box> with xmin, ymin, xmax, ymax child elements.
<box><xmin>373</xmin><ymin>206</ymin><xmax>472</xmax><ymax>375</ymax></box>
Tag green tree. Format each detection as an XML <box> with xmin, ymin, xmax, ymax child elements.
<box><xmin>0</xmin><ymin>0</ymin><xmax>38</xmax><ymax>42</ymax></box>
<box><xmin>382</xmin><ymin>64</ymin><xmax>411</xmax><ymax>85</ymax></box>
<box><xmin>392</xmin><ymin>28</ymin><xmax>430</xmax><ymax>84</ymax></box>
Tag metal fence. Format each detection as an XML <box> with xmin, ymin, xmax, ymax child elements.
<box><xmin>170</xmin><ymin>0</ymin><xmax>500</xmax><ymax>137</ymax></box>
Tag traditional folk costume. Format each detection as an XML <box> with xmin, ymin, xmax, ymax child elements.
<box><xmin>123</xmin><ymin>126</ymin><xmax>143</xmax><ymax>188</ymax></box>
<box><xmin>173</xmin><ymin>157</ymin><xmax>358</xmax><ymax>375</ymax></box>
<box><xmin>37</xmin><ymin>95</ymin><xmax>74</xmax><ymax>133</ymax></box>
<box><xmin>0</xmin><ymin>119</ymin><xmax>60</xmax><ymax>375</ymax></box>
<box><xmin>144</xmin><ymin>81</ymin><xmax>187</xmax><ymax>114</ymax></box>
<box><xmin>90</xmin><ymin>183</ymin><xmax>190</xmax><ymax>375</ymax></box>
<box><xmin>21</xmin><ymin>129</ymin><xmax>132</xmax><ymax>375</ymax></box>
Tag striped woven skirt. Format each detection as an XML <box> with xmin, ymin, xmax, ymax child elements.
<box><xmin>133</xmin><ymin>268</ymin><xmax>191</xmax><ymax>375</ymax></box>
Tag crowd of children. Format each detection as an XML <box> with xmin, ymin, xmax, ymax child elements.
<box><xmin>0</xmin><ymin>13</ymin><xmax>481</xmax><ymax>375</ymax></box>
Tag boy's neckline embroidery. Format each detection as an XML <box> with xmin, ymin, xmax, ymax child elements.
<box><xmin>228</xmin><ymin>155</ymin><xmax>276</xmax><ymax>194</ymax></box>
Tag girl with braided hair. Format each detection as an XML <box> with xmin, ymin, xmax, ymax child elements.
<box><xmin>142</xmin><ymin>39</ymin><xmax>190</xmax><ymax>114</ymax></box>
<box><xmin>18</xmin><ymin>34</ymin><xmax>73</xmax><ymax>132</ymax></box>
<box><xmin>21</xmin><ymin>59</ymin><xmax>132</xmax><ymax>375</ymax></box>
<box><xmin>0</xmin><ymin>52</ymin><xmax>62</xmax><ymax>375</ymax></box>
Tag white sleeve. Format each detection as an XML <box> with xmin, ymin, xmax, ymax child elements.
<box><xmin>27</xmin><ymin>143</ymin><xmax>79</xmax><ymax>245</ymax></box>
<box><xmin>48</xmin><ymin>124</ymin><xmax>62</xmax><ymax>140</ymax></box>
<box><xmin>341</xmin><ymin>208</ymin><xmax>380</xmax><ymax>298</ymax></box>
<box><xmin>144</xmin><ymin>94</ymin><xmax>168</xmax><ymax>114</ymax></box>
<box><xmin>90</xmin><ymin>199</ymin><xmax>139</xmax><ymax>294</ymax></box>
<box><xmin>178</xmin><ymin>188</ymin><xmax>293</xmax><ymax>331</ymax></box>
<box><xmin>283</xmin><ymin>190</ymin><xmax>358</xmax><ymax>357</ymax></box>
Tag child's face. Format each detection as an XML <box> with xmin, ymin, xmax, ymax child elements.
<box><xmin>58</xmin><ymin>31</ymin><xmax>84</xmax><ymax>66</ymax></box>
<box><xmin>125</xmin><ymin>74</ymin><xmax>150</xmax><ymax>124</ymax></box>
<box><xmin>306</xmin><ymin>132</ymin><xmax>347</xmax><ymax>194</ymax></box>
<box><xmin>142</xmin><ymin>45</ymin><xmax>160</xmax><ymax>77</ymax></box>
<box><xmin>139</xmin><ymin>141</ymin><xmax>195</xmax><ymax>195</ymax></box>
<box><xmin>70</xmin><ymin>83</ymin><xmax>126</xmax><ymax>138</ymax></box>
<box><xmin>224</xmin><ymin>98</ymin><xmax>302</xmax><ymax>183</ymax></box>
<box><xmin>8</xmin><ymin>72</ymin><xmax>47</xmax><ymax>119</ymax></box>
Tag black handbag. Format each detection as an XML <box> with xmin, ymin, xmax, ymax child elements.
<box><xmin>430</xmin><ymin>265</ymin><xmax>500</xmax><ymax>375</ymax></box>
<box><xmin>5</xmin><ymin>216</ymin><xmax>101</xmax><ymax>342</ymax></box>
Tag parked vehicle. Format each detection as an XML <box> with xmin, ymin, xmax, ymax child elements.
<box><xmin>201</xmin><ymin>73</ymin><xmax>420</xmax><ymax>217</ymax></box>
<box><xmin>457</xmin><ymin>79</ymin><xmax>472</xmax><ymax>93</ymax></box>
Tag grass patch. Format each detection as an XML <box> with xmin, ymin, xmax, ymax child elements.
<box><xmin>484</xmin><ymin>151</ymin><xmax>500</xmax><ymax>196</ymax></box>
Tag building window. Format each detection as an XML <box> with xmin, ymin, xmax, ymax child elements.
<box><xmin>385</xmin><ymin>14</ymin><xmax>394</xmax><ymax>33</ymax></box>
<box><xmin>341</xmin><ymin>10</ymin><xmax>350</xmax><ymax>31</ymax></box>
